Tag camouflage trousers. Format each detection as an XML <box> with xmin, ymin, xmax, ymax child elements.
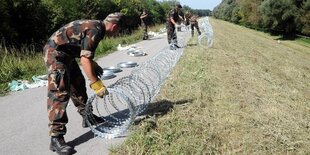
<box><xmin>191</xmin><ymin>22</ymin><xmax>201</xmax><ymax>37</ymax></box>
<box><xmin>166</xmin><ymin>23</ymin><xmax>177</xmax><ymax>45</ymax></box>
<box><xmin>141</xmin><ymin>22</ymin><xmax>148</xmax><ymax>40</ymax></box>
<box><xmin>43</xmin><ymin>45</ymin><xmax>89</xmax><ymax>137</ymax></box>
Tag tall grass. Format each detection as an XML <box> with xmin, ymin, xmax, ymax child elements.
<box><xmin>0</xmin><ymin>44</ymin><xmax>46</xmax><ymax>95</ymax></box>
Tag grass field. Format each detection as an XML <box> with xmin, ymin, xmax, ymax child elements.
<box><xmin>111</xmin><ymin>18</ymin><xmax>310</xmax><ymax>154</ymax></box>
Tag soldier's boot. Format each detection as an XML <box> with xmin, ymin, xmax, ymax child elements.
<box><xmin>191</xmin><ymin>31</ymin><xmax>194</xmax><ymax>37</ymax></box>
<box><xmin>82</xmin><ymin>114</ymin><xmax>106</xmax><ymax>128</ymax></box>
<box><xmin>143</xmin><ymin>34</ymin><xmax>148</xmax><ymax>40</ymax></box>
<box><xmin>50</xmin><ymin>136</ymin><xmax>73</xmax><ymax>155</ymax></box>
<box><xmin>170</xmin><ymin>44</ymin><xmax>177</xmax><ymax>50</ymax></box>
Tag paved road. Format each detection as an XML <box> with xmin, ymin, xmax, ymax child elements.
<box><xmin>0</xmin><ymin>30</ymin><xmax>190</xmax><ymax>155</ymax></box>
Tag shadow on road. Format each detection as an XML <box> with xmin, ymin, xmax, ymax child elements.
<box><xmin>134</xmin><ymin>99</ymin><xmax>193</xmax><ymax>125</ymax></box>
<box><xmin>186</xmin><ymin>43</ymin><xmax>197</xmax><ymax>47</ymax></box>
<box><xmin>67</xmin><ymin>130</ymin><xmax>94</xmax><ymax>149</ymax></box>
<box><xmin>148</xmin><ymin>36</ymin><xmax>163</xmax><ymax>40</ymax></box>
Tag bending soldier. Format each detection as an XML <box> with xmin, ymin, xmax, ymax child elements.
<box><xmin>43</xmin><ymin>12</ymin><xmax>124</xmax><ymax>155</ymax></box>
<box><xmin>166</xmin><ymin>4</ymin><xmax>182</xmax><ymax>50</ymax></box>
<box><xmin>184</xmin><ymin>11</ymin><xmax>191</xmax><ymax>31</ymax></box>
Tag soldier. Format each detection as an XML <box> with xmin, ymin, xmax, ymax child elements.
<box><xmin>140</xmin><ymin>9</ymin><xmax>149</xmax><ymax>40</ymax></box>
<box><xmin>190</xmin><ymin>14</ymin><xmax>202</xmax><ymax>37</ymax></box>
<box><xmin>166</xmin><ymin>4</ymin><xmax>182</xmax><ymax>50</ymax></box>
<box><xmin>43</xmin><ymin>12</ymin><xmax>124</xmax><ymax>155</ymax></box>
<box><xmin>184</xmin><ymin>11</ymin><xmax>191</xmax><ymax>31</ymax></box>
<box><xmin>177</xmin><ymin>14</ymin><xmax>183</xmax><ymax>32</ymax></box>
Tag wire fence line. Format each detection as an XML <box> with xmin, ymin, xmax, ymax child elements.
<box><xmin>85</xmin><ymin>37</ymin><xmax>186</xmax><ymax>139</ymax></box>
<box><xmin>198</xmin><ymin>17</ymin><xmax>214</xmax><ymax>48</ymax></box>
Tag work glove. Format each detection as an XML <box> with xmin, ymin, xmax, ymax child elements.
<box><xmin>92</xmin><ymin>62</ymin><xmax>103</xmax><ymax>78</ymax></box>
<box><xmin>90</xmin><ymin>80</ymin><xmax>108</xmax><ymax>98</ymax></box>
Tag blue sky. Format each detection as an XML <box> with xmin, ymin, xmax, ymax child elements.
<box><xmin>178</xmin><ymin>0</ymin><xmax>222</xmax><ymax>10</ymax></box>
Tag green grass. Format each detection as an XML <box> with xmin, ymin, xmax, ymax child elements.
<box><xmin>296</xmin><ymin>37</ymin><xmax>310</xmax><ymax>47</ymax></box>
<box><xmin>0</xmin><ymin>45</ymin><xmax>46</xmax><ymax>95</ymax></box>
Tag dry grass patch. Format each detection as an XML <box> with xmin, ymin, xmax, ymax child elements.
<box><xmin>111</xmin><ymin>18</ymin><xmax>310</xmax><ymax>155</ymax></box>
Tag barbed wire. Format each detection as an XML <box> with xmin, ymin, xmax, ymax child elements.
<box><xmin>85</xmin><ymin>37</ymin><xmax>185</xmax><ymax>139</ymax></box>
<box><xmin>198</xmin><ymin>17</ymin><xmax>214</xmax><ymax>48</ymax></box>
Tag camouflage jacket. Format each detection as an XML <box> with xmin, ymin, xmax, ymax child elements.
<box><xmin>190</xmin><ymin>16</ymin><xmax>198</xmax><ymax>24</ymax></box>
<box><xmin>45</xmin><ymin>20</ymin><xmax>105</xmax><ymax>59</ymax></box>
<box><xmin>184</xmin><ymin>12</ymin><xmax>191</xmax><ymax>21</ymax></box>
<box><xmin>167</xmin><ymin>8</ymin><xmax>180</xmax><ymax>24</ymax></box>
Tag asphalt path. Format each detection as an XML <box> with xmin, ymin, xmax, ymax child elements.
<box><xmin>0</xmin><ymin>30</ymin><xmax>190</xmax><ymax>155</ymax></box>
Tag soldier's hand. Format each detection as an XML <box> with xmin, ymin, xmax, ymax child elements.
<box><xmin>92</xmin><ymin>61</ymin><xmax>103</xmax><ymax>78</ymax></box>
<box><xmin>90</xmin><ymin>80</ymin><xmax>109</xmax><ymax>98</ymax></box>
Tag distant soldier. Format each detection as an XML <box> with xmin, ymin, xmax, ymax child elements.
<box><xmin>190</xmin><ymin>15</ymin><xmax>201</xmax><ymax>37</ymax></box>
<box><xmin>166</xmin><ymin>4</ymin><xmax>182</xmax><ymax>50</ymax></box>
<box><xmin>140</xmin><ymin>9</ymin><xmax>149</xmax><ymax>40</ymax></box>
<box><xmin>184</xmin><ymin>11</ymin><xmax>191</xmax><ymax>31</ymax></box>
<box><xmin>43</xmin><ymin>12</ymin><xmax>124</xmax><ymax>155</ymax></box>
<box><xmin>177</xmin><ymin>14</ymin><xmax>184</xmax><ymax>32</ymax></box>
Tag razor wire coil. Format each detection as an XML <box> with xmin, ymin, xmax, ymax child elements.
<box><xmin>198</xmin><ymin>17</ymin><xmax>214</xmax><ymax>48</ymax></box>
<box><xmin>86</xmin><ymin>37</ymin><xmax>186</xmax><ymax>139</ymax></box>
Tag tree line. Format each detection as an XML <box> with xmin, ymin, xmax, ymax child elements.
<box><xmin>213</xmin><ymin>0</ymin><xmax>310</xmax><ymax>37</ymax></box>
<box><xmin>0</xmin><ymin>0</ymin><xmax>210</xmax><ymax>50</ymax></box>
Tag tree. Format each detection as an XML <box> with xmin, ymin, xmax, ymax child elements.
<box><xmin>299</xmin><ymin>0</ymin><xmax>310</xmax><ymax>35</ymax></box>
<box><xmin>236</xmin><ymin>0</ymin><xmax>263</xmax><ymax>28</ymax></box>
<box><xmin>1</xmin><ymin>0</ymin><xmax>50</xmax><ymax>47</ymax></box>
<box><xmin>0</xmin><ymin>0</ymin><xmax>16</xmax><ymax>43</ymax></box>
<box><xmin>260</xmin><ymin>0</ymin><xmax>299</xmax><ymax>35</ymax></box>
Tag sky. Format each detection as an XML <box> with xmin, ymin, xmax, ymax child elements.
<box><xmin>178</xmin><ymin>0</ymin><xmax>222</xmax><ymax>10</ymax></box>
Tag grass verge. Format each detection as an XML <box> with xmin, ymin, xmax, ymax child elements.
<box><xmin>110</xmin><ymin>18</ymin><xmax>310</xmax><ymax>154</ymax></box>
<box><xmin>0</xmin><ymin>45</ymin><xmax>46</xmax><ymax>95</ymax></box>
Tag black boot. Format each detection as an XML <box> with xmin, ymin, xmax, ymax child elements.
<box><xmin>50</xmin><ymin>136</ymin><xmax>73</xmax><ymax>155</ymax></box>
<box><xmin>82</xmin><ymin>114</ymin><xmax>106</xmax><ymax>128</ymax></box>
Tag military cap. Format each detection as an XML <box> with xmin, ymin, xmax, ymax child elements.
<box><xmin>104</xmin><ymin>12</ymin><xmax>124</xmax><ymax>26</ymax></box>
<box><xmin>176</xmin><ymin>4</ymin><xmax>182</xmax><ymax>8</ymax></box>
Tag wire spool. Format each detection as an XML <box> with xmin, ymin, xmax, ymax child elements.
<box><xmin>127</xmin><ymin>50</ymin><xmax>147</xmax><ymax>57</ymax></box>
<box><xmin>100</xmin><ymin>70</ymin><xmax>116</xmax><ymax>80</ymax></box>
<box><xmin>103</xmin><ymin>66</ymin><xmax>122</xmax><ymax>73</ymax></box>
<box><xmin>117</xmin><ymin>61</ymin><xmax>138</xmax><ymax>68</ymax></box>
<box><xmin>100</xmin><ymin>74</ymin><xmax>116</xmax><ymax>80</ymax></box>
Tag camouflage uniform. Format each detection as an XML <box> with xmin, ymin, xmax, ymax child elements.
<box><xmin>166</xmin><ymin>8</ymin><xmax>180</xmax><ymax>45</ymax></box>
<box><xmin>43</xmin><ymin>20</ymin><xmax>105</xmax><ymax>136</ymax></box>
<box><xmin>190</xmin><ymin>16</ymin><xmax>201</xmax><ymax>37</ymax></box>
<box><xmin>184</xmin><ymin>12</ymin><xmax>191</xmax><ymax>27</ymax></box>
<box><xmin>140</xmin><ymin>10</ymin><xmax>149</xmax><ymax>40</ymax></box>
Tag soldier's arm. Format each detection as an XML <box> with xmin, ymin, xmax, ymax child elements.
<box><xmin>80</xmin><ymin>56</ymin><xmax>98</xmax><ymax>83</ymax></box>
<box><xmin>140</xmin><ymin>13</ymin><xmax>148</xmax><ymax>19</ymax></box>
<box><xmin>170</xmin><ymin>17</ymin><xmax>177</xmax><ymax>25</ymax></box>
<box><xmin>80</xmin><ymin>28</ymin><xmax>102</xmax><ymax>83</ymax></box>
